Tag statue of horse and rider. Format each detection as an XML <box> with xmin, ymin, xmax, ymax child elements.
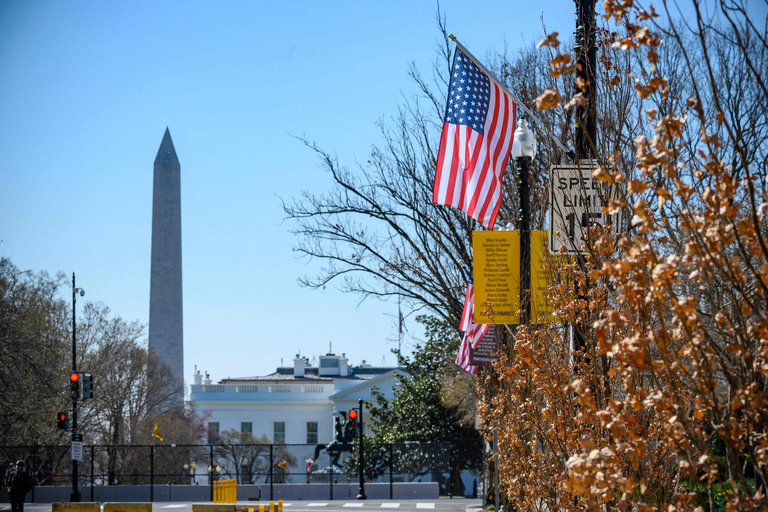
<box><xmin>312</xmin><ymin>411</ymin><xmax>359</xmax><ymax>468</ymax></box>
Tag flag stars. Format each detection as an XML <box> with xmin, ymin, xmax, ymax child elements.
<box><xmin>443</xmin><ymin>48</ymin><xmax>492</xmax><ymax>135</ymax></box>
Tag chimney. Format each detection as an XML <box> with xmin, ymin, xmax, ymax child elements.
<box><xmin>339</xmin><ymin>356</ymin><xmax>349</xmax><ymax>377</ymax></box>
<box><xmin>193</xmin><ymin>368</ymin><xmax>203</xmax><ymax>386</ymax></box>
<box><xmin>294</xmin><ymin>356</ymin><xmax>306</xmax><ymax>378</ymax></box>
<box><xmin>203</xmin><ymin>371</ymin><xmax>212</xmax><ymax>385</ymax></box>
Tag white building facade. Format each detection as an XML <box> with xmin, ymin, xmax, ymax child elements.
<box><xmin>188</xmin><ymin>353</ymin><xmax>404</xmax><ymax>482</ymax></box>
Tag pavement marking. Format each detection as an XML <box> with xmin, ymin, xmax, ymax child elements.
<box><xmin>343</xmin><ymin>505</ymin><xmax>365</xmax><ymax>508</ymax></box>
<box><xmin>416</xmin><ymin>505</ymin><xmax>435</xmax><ymax>509</ymax></box>
<box><xmin>162</xmin><ymin>506</ymin><xmax>188</xmax><ymax>509</ymax></box>
<box><xmin>307</xmin><ymin>504</ymin><xmax>329</xmax><ymax>507</ymax></box>
<box><xmin>380</xmin><ymin>504</ymin><xmax>401</xmax><ymax>508</ymax></box>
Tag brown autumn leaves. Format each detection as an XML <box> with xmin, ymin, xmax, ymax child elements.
<box><xmin>477</xmin><ymin>1</ymin><xmax>768</xmax><ymax>510</ymax></box>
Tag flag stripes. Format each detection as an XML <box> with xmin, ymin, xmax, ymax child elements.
<box><xmin>455</xmin><ymin>283</ymin><xmax>489</xmax><ymax>373</ymax></box>
<box><xmin>433</xmin><ymin>47</ymin><xmax>516</xmax><ymax>229</ymax></box>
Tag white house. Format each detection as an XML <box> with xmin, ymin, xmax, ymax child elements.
<box><xmin>188</xmin><ymin>352</ymin><xmax>405</xmax><ymax>482</ymax></box>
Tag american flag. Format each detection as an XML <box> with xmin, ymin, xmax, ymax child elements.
<box><xmin>433</xmin><ymin>46</ymin><xmax>516</xmax><ymax>230</ymax></box>
<box><xmin>459</xmin><ymin>283</ymin><xmax>490</xmax><ymax>349</ymax></box>
<box><xmin>455</xmin><ymin>283</ymin><xmax>489</xmax><ymax>374</ymax></box>
<box><xmin>455</xmin><ymin>336</ymin><xmax>477</xmax><ymax>374</ymax></box>
<box><xmin>459</xmin><ymin>282</ymin><xmax>474</xmax><ymax>332</ymax></box>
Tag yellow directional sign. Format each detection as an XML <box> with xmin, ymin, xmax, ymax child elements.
<box><xmin>473</xmin><ymin>230</ymin><xmax>571</xmax><ymax>325</ymax></box>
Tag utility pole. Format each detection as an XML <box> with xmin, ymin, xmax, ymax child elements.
<box><xmin>575</xmin><ymin>0</ymin><xmax>597</xmax><ymax>158</ymax></box>
<box><xmin>356</xmin><ymin>399</ymin><xmax>367</xmax><ymax>500</ymax></box>
<box><xmin>573</xmin><ymin>0</ymin><xmax>598</xmax><ymax>361</ymax></box>
<box><xmin>71</xmin><ymin>273</ymin><xmax>82</xmax><ymax>502</ymax></box>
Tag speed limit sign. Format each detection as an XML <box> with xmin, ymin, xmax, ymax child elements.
<box><xmin>549</xmin><ymin>162</ymin><xmax>619</xmax><ymax>255</ymax></box>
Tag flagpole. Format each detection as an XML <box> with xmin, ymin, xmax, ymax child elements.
<box><xmin>449</xmin><ymin>35</ymin><xmax>570</xmax><ymax>155</ymax></box>
<box><xmin>398</xmin><ymin>295</ymin><xmax>402</xmax><ymax>356</ymax></box>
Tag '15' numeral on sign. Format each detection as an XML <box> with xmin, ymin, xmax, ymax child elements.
<box><xmin>565</xmin><ymin>212</ymin><xmax>603</xmax><ymax>241</ymax></box>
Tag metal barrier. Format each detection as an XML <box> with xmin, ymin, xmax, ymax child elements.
<box><xmin>213</xmin><ymin>479</ymin><xmax>236</xmax><ymax>504</ymax></box>
<box><xmin>1</xmin><ymin>440</ymin><xmax>483</xmax><ymax>499</ymax></box>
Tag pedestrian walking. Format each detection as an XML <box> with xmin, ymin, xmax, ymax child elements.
<box><xmin>7</xmin><ymin>460</ymin><xmax>32</xmax><ymax>512</ymax></box>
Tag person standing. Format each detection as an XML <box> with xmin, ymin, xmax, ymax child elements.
<box><xmin>7</xmin><ymin>460</ymin><xmax>32</xmax><ymax>512</ymax></box>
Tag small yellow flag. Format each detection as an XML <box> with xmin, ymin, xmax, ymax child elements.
<box><xmin>152</xmin><ymin>423</ymin><xmax>163</xmax><ymax>441</ymax></box>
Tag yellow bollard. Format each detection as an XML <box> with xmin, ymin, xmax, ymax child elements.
<box><xmin>249</xmin><ymin>509</ymin><xmax>254</xmax><ymax>512</ymax></box>
<box><xmin>259</xmin><ymin>505</ymin><xmax>265</xmax><ymax>512</ymax></box>
<box><xmin>269</xmin><ymin>502</ymin><xmax>274</xmax><ymax>512</ymax></box>
<box><xmin>278</xmin><ymin>500</ymin><xmax>283</xmax><ymax>512</ymax></box>
<box><xmin>211</xmin><ymin>478</ymin><xmax>238</xmax><ymax>504</ymax></box>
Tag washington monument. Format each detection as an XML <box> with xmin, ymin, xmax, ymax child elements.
<box><xmin>149</xmin><ymin>128</ymin><xmax>184</xmax><ymax>387</ymax></box>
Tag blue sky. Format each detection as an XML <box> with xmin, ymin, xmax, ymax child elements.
<box><xmin>1</xmin><ymin>1</ymin><xmax>579</xmax><ymax>383</ymax></box>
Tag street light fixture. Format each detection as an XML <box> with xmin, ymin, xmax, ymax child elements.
<box><xmin>511</xmin><ymin>117</ymin><xmax>537</xmax><ymax>160</ymax></box>
<box><xmin>510</xmin><ymin>117</ymin><xmax>537</xmax><ymax>325</ymax></box>
<box><xmin>185</xmin><ymin>462</ymin><xmax>197</xmax><ymax>485</ymax></box>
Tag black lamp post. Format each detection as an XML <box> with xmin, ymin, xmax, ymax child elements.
<box><xmin>356</xmin><ymin>399</ymin><xmax>366</xmax><ymax>500</ymax></box>
<box><xmin>71</xmin><ymin>273</ymin><xmax>85</xmax><ymax>502</ymax></box>
<box><xmin>511</xmin><ymin>117</ymin><xmax>538</xmax><ymax>325</ymax></box>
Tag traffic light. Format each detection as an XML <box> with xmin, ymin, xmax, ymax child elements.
<box><xmin>81</xmin><ymin>374</ymin><xmax>94</xmax><ymax>399</ymax></box>
<box><xmin>348</xmin><ymin>409</ymin><xmax>359</xmax><ymax>431</ymax></box>
<box><xmin>70</xmin><ymin>372</ymin><xmax>81</xmax><ymax>400</ymax></box>
<box><xmin>57</xmin><ymin>411</ymin><xmax>69</xmax><ymax>430</ymax></box>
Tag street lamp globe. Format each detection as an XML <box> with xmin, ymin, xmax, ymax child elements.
<box><xmin>191</xmin><ymin>462</ymin><xmax>197</xmax><ymax>470</ymax></box>
<box><xmin>511</xmin><ymin>117</ymin><xmax>537</xmax><ymax>160</ymax></box>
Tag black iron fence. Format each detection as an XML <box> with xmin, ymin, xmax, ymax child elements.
<box><xmin>0</xmin><ymin>440</ymin><xmax>483</xmax><ymax>498</ymax></box>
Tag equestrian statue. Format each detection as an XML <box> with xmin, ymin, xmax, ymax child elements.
<box><xmin>312</xmin><ymin>411</ymin><xmax>359</xmax><ymax>468</ymax></box>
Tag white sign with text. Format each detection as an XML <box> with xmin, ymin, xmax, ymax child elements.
<box><xmin>71</xmin><ymin>441</ymin><xmax>83</xmax><ymax>461</ymax></box>
<box><xmin>549</xmin><ymin>163</ymin><xmax>618</xmax><ymax>254</ymax></box>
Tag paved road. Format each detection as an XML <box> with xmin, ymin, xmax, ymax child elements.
<box><xmin>3</xmin><ymin>499</ymin><xmax>483</xmax><ymax>512</ymax></box>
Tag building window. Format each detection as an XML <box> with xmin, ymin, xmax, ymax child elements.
<box><xmin>241</xmin><ymin>422</ymin><xmax>252</xmax><ymax>434</ymax></box>
<box><xmin>273</xmin><ymin>421</ymin><xmax>285</xmax><ymax>443</ymax></box>
<box><xmin>208</xmin><ymin>421</ymin><xmax>220</xmax><ymax>443</ymax></box>
<box><xmin>306</xmin><ymin>422</ymin><xmax>318</xmax><ymax>444</ymax></box>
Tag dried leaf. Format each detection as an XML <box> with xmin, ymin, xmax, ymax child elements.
<box><xmin>536</xmin><ymin>32</ymin><xmax>560</xmax><ymax>48</ymax></box>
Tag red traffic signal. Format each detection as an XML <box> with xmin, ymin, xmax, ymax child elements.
<box><xmin>57</xmin><ymin>411</ymin><xmax>69</xmax><ymax>430</ymax></box>
<box><xmin>342</xmin><ymin>409</ymin><xmax>361</xmax><ymax>439</ymax></box>
<box><xmin>71</xmin><ymin>372</ymin><xmax>81</xmax><ymax>399</ymax></box>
